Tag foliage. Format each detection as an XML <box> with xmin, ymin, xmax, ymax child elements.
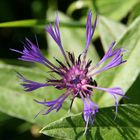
<box><xmin>0</xmin><ymin>0</ymin><xmax>140</xmax><ymax>139</ymax></box>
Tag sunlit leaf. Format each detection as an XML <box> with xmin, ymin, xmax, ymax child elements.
<box><xmin>98</xmin><ymin>16</ymin><xmax>126</xmax><ymax>52</ymax></box>
<box><xmin>128</xmin><ymin>2</ymin><xmax>140</xmax><ymax>25</ymax></box>
<box><xmin>0</xmin><ymin>62</ymin><xmax>67</xmax><ymax>126</ymax></box>
<box><xmin>94</xmin><ymin>0</ymin><xmax>138</xmax><ymax>20</ymax></box>
<box><xmin>94</xmin><ymin>16</ymin><xmax>140</xmax><ymax>106</ymax></box>
<box><xmin>67</xmin><ymin>0</ymin><xmax>138</xmax><ymax>21</ymax></box>
<box><xmin>41</xmin><ymin>104</ymin><xmax>140</xmax><ymax>140</ymax></box>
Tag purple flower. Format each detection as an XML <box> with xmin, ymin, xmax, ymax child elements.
<box><xmin>83</xmin><ymin>96</ymin><xmax>98</xmax><ymax>134</ymax></box>
<box><xmin>12</xmin><ymin>10</ymin><xmax>126</xmax><ymax>134</ymax></box>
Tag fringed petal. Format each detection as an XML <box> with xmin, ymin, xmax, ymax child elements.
<box><xmin>83</xmin><ymin>97</ymin><xmax>98</xmax><ymax>134</ymax></box>
<box><xmin>34</xmin><ymin>91</ymin><xmax>71</xmax><ymax>115</ymax></box>
<box><xmin>82</xmin><ymin>11</ymin><xmax>98</xmax><ymax>67</ymax></box>
<box><xmin>11</xmin><ymin>38</ymin><xmax>59</xmax><ymax>72</ymax></box>
<box><xmin>46</xmin><ymin>15</ymin><xmax>69</xmax><ymax>64</ymax></box>
<box><xmin>89</xmin><ymin>42</ymin><xmax>126</xmax><ymax>76</ymax></box>
<box><xmin>17</xmin><ymin>72</ymin><xmax>49</xmax><ymax>92</ymax></box>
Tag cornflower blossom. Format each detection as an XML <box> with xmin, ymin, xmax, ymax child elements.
<box><xmin>11</xmin><ymin>11</ymin><xmax>126</xmax><ymax>134</ymax></box>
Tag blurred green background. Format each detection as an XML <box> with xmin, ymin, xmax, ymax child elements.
<box><xmin>0</xmin><ymin>0</ymin><xmax>140</xmax><ymax>139</ymax></box>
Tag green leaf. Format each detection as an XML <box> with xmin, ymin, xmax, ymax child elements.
<box><xmin>67</xmin><ymin>0</ymin><xmax>138</xmax><ymax>21</ymax></box>
<box><xmin>94</xmin><ymin>0</ymin><xmax>138</xmax><ymax>20</ymax></box>
<box><xmin>99</xmin><ymin>16</ymin><xmax>126</xmax><ymax>52</ymax></box>
<box><xmin>128</xmin><ymin>2</ymin><xmax>140</xmax><ymax>25</ymax></box>
<box><xmin>93</xmin><ymin>16</ymin><xmax>140</xmax><ymax>106</ymax></box>
<box><xmin>0</xmin><ymin>62</ymin><xmax>67</xmax><ymax>126</ymax></box>
<box><xmin>41</xmin><ymin>104</ymin><xmax>140</xmax><ymax>140</ymax></box>
<box><xmin>124</xmin><ymin>74</ymin><xmax>140</xmax><ymax>104</ymax></box>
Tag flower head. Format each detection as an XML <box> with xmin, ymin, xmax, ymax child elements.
<box><xmin>12</xmin><ymin>10</ymin><xmax>126</xmax><ymax>134</ymax></box>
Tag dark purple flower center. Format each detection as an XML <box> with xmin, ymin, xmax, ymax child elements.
<box><xmin>65</xmin><ymin>67</ymin><xmax>88</xmax><ymax>91</ymax></box>
<box><xmin>52</xmin><ymin>53</ymin><xmax>94</xmax><ymax>95</ymax></box>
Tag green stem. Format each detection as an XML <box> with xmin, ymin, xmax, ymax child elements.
<box><xmin>0</xmin><ymin>19</ymin><xmax>85</xmax><ymax>28</ymax></box>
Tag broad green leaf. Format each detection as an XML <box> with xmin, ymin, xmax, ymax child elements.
<box><xmin>99</xmin><ymin>16</ymin><xmax>126</xmax><ymax>52</ymax></box>
<box><xmin>41</xmin><ymin>104</ymin><xmax>140</xmax><ymax>140</ymax></box>
<box><xmin>0</xmin><ymin>62</ymin><xmax>67</xmax><ymax>126</ymax></box>
<box><xmin>128</xmin><ymin>2</ymin><xmax>140</xmax><ymax>25</ymax></box>
<box><xmin>94</xmin><ymin>0</ymin><xmax>138</xmax><ymax>20</ymax></box>
<box><xmin>94</xmin><ymin>16</ymin><xmax>140</xmax><ymax>106</ymax></box>
<box><xmin>124</xmin><ymin>74</ymin><xmax>140</xmax><ymax>104</ymax></box>
<box><xmin>67</xmin><ymin>0</ymin><xmax>138</xmax><ymax>21</ymax></box>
